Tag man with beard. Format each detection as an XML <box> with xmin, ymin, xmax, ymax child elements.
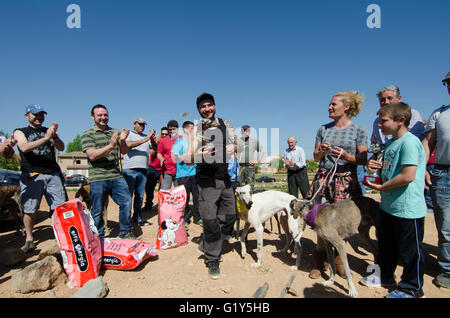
<box><xmin>186</xmin><ymin>92</ymin><xmax>242</xmax><ymax>279</ymax></box>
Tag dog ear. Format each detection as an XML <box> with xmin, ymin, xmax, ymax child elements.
<box><xmin>161</xmin><ymin>220</ymin><xmax>167</xmax><ymax>230</ymax></box>
<box><xmin>289</xmin><ymin>199</ymin><xmax>297</xmax><ymax>210</ymax></box>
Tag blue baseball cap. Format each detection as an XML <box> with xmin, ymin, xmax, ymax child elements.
<box><xmin>25</xmin><ymin>104</ymin><xmax>47</xmax><ymax>115</ymax></box>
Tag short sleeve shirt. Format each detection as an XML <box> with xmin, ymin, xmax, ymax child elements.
<box><xmin>123</xmin><ymin>131</ymin><xmax>151</xmax><ymax>170</ymax></box>
<box><xmin>238</xmin><ymin>137</ymin><xmax>261</xmax><ymax>164</ymax></box>
<box><xmin>315</xmin><ymin>122</ymin><xmax>368</xmax><ymax>172</ymax></box>
<box><xmin>380</xmin><ymin>132</ymin><xmax>427</xmax><ymax>219</ymax></box>
<box><xmin>173</xmin><ymin>137</ymin><xmax>196</xmax><ymax>178</ymax></box>
<box><xmin>157</xmin><ymin>135</ymin><xmax>180</xmax><ymax>175</ymax></box>
<box><xmin>81</xmin><ymin>125</ymin><xmax>122</xmax><ymax>182</ymax></box>
<box><xmin>425</xmin><ymin>105</ymin><xmax>450</xmax><ymax>165</ymax></box>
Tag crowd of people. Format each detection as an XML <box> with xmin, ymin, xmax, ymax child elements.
<box><xmin>0</xmin><ymin>71</ymin><xmax>449</xmax><ymax>298</ymax></box>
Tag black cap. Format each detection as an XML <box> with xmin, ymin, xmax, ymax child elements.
<box><xmin>196</xmin><ymin>92</ymin><xmax>215</xmax><ymax>107</ymax></box>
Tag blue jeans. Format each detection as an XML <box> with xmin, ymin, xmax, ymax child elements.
<box><xmin>123</xmin><ymin>169</ymin><xmax>147</xmax><ymax>222</ymax></box>
<box><xmin>90</xmin><ymin>177</ymin><xmax>132</xmax><ymax>237</ymax></box>
<box><xmin>430</xmin><ymin>165</ymin><xmax>450</xmax><ymax>274</ymax></box>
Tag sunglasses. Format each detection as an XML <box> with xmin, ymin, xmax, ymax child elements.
<box><xmin>161</xmin><ymin>133</ymin><xmax>169</xmax><ymax>136</ymax></box>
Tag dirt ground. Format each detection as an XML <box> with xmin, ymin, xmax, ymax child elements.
<box><xmin>0</xmin><ymin>190</ymin><xmax>449</xmax><ymax>299</ymax></box>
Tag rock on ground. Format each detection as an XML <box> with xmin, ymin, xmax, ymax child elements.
<box><xmin>10</xmin><ymin>256</ymin><xmax>64</xmax><ymax>294</ymax></box>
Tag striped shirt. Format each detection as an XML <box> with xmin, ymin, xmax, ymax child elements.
<box><xmin>81</xmin><ymin>125</ymin><xmax>122</xmax><ymax>182</ymax></box>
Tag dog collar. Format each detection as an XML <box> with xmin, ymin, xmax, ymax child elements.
<box><xmin>305</xmin><ymin>201</ymin><xmax>329</xmax><ymax>229</ymax></box>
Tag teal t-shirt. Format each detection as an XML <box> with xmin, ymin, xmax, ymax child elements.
<box><xmin>173</xmin><ymin>137</ymin><xmax>196</xmax><ymax>178</ymax></box>
<box><xmin>380</xmin><ymin>132</ymin><xmax>427</xmax><ymax>219</ymax></box>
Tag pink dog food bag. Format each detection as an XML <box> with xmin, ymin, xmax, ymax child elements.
<box><xmin>101</xmin><ymin>238</ymin><xmax>158</xmax><ymax>270</ymax></box>
<box><xmin>156</xmin><ymin>185</ymin><xmax>188</xmax><ymax>250</ymax></box>
<box><xmin>52</xmin><ymin>199</ymin><xmax>102</xmax><ymax>288</ymax></box>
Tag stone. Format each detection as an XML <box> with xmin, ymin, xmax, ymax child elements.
<box><xmin>0</xmin><ymin>247</ymin><xmax>26</xmax><ymax>267</ymax></box>
<box><xmin>38</xmin><ymin>241</ymin><xmax>61</xmax><ymax>260</ymax></box>
<box><xmin>11</xmin><ymin>256</ymin><xmax>64</xmax><ymax>294</ymax></box>
<box><xmin>70</xmin><ymin>276</ymin><xmax>109</xmax><ymax>298</ymax></box>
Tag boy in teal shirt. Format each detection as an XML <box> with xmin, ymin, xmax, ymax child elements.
<box><xmin>363</xmin><ymin>102</ymin><xmax>426</xmax><ymax>298</ymax></box>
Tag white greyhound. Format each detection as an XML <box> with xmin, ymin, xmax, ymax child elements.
<box><xmin>234</xmin><ymin>185</ymin><xmax>303</xmax><ymax>268</ymax></box>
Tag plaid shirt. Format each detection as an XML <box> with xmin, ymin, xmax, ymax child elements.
<box><xmin>306</xmin><ymin>167</ymin><xmax>361</xmax><ymax>203</ymax></box>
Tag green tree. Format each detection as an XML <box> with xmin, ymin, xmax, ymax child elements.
<box><xmin>66</xmin><ymin>134</ymin><xmax>82</xmax><ymax>153</ymax></box>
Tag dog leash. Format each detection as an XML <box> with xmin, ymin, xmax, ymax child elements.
<box><xmin>308</xmin><ymin>149</ymin><xmax>343</xmax><ymax>204</ymax></box>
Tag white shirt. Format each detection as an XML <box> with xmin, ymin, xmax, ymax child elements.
<box><xmin>283</xmin><ymin>145</ymin><xmax>306</xmax><ymax>170</ymax></box>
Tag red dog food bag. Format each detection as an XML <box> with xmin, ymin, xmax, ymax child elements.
<box><xmin>156</xmin><ymin>185</ymin><xmax>188</xmax><ymax>250</ymax></box>
<box><xmin>101</xmin><ymin>238</ymin><xmax>158</xmax><ymax>270</ymax></box>
<box><xmin>51</xmin><ymin>199</ymin><xmax>102</xmax><ymax>288</ymax></box>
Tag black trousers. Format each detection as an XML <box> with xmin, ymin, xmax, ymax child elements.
<box><xmin>175</xmin><ymin>175</ymin><xmax>200</xmax><ymax>224</ymax></box>
<box><xmin>287</xmin><ymin>167</ymin><xmax>310</xmax><ymax>199</ymax></box>
<box><xmin>378</xmin><ymin>209</ymin><xmax>425</xmax><ymax>297</ymax></box>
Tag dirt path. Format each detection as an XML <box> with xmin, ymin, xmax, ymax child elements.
<box><xmin>0</xmin><ymin>191</ymin><xmax>449</xmax><ymax>299</ymax></box>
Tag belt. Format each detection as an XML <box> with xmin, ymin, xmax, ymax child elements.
<box><xmin>288</xmin><ymin>166</ymin><xmax>306</xmax><ymax>172</ymax></box>
<box><xmin>240</xmin><ymin>163</ymin><xmax>252</xmax><ymax>167</ymax></box>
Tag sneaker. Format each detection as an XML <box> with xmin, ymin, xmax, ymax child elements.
<box><xmin>433</xmin><ymin>273</ymin><xmax>450</xmax><ymax>289</ymax></box>
<box><xmin>119</xmin><ymin>231</ymin><xmax>137</xmax><ymax>240</ymax></box>
<box><xmin>137</xmin><ymin>220</ymin><xmax>151</xmax><ymax>226</ymax></box>
<box><xmin>360</xmin><ymin>275</ymin><xmax>396</xmax><ymax>288</ymax></box>
<box><xmin>207</xmin><ymin>261</ymin><xmax>221</xmax><ymax>280</ymax></box>
<box><xmin>386</xmin><ymin>289</ymin><xmax>425</xmax><ymax>298</ymax></box>
<box><xmin>21</xmin><ymin>240</ymin><xmax>36</xmax><ymax>253</ymax></box>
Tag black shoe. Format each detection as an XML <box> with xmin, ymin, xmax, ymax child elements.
<box><xmin>138</xmin><ymin>220</ymin><xmax>151</xmax><ymax>226</ymax></box>
<box><xmin>207</xmin><ymin>261</ymin><xmax>221</xmax><ymax>280</ymax></box>
<box><xmin>434</xmin><ymin>273</ymin><xmax>450</xmax><ymax>289</ymax></box>
<box><xmin>119</xmin><ymin>231</ymin><xmax>137</xmax><ymax>240</ymax></box>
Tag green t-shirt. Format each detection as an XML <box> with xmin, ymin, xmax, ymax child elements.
<box><xmin>81</xmin><ymin>125</ymin><xmax>122</xmax><ymax>182</ymax></box>
<box><xmin>380</xmin><ymin>132</ymin><xmax>427</xmax><ymax>219</ymax></box>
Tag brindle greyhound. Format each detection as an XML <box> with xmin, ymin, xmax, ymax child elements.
<box><xmin>0</xmin><ymin>184</ymin><xmax>24</xmax><ymax>235</ymax></box>
<box><xmin>289</xmin><ymin>197</ymin><xmax>380</xmax><ymax>298</ymax></box>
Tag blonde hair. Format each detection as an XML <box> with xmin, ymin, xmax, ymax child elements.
<box><xmin>333</xmin><ymin>91</ymin><xmax>365</xmax><ymax>117</ymax></box>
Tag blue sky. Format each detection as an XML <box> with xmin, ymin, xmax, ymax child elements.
<box><xmin>1</xmin><ymin>0</ymin><xmax>449</xmax><ymax>159</ymax></box>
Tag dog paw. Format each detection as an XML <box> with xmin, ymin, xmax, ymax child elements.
<box><xmin>321</xmin><ymin>280</ymin><xmax>334</xmax><ymax>287</ymax></box>
<box><xmin>251</xmin><ymin>262</ymin><xmax>261</xmax><ymax>268</ymax></box>
<box><xmin>348</xmin><ymin>290</ymin><xmax>358</xmax><ymax>298</ymax></box>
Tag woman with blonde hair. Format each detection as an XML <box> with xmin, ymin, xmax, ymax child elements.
<box><xmin>306</xmin><ymin>91</ymin><xmax>369</xmax><ymax>279</ymax></box>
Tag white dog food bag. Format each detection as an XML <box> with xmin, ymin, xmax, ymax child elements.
<box><xmin>101</xmin><ymin>238</ymin><xmax>158</xmax><ymax>270</ymax></box>
<box><xmin>156</xmin><ymin>185</ymin><xmax>188</xmax><ymax>250</ymax></box>
<box><xmin>51</xmin><ymin>199</ymin><xmax>102</xmax><ymax>288</ymax></box>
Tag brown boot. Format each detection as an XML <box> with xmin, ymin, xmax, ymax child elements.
<box><xmin>310</xmin><ymin>250</ymin><xmax>327</xmax><ymax>279</ymax></box>
<box><xmin>334</xmin><ymin>254</ymin><xmax>346</xmax><ymax>278</ymax></box>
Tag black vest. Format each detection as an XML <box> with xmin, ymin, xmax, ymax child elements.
<box><xmin>196</xmin><ymin>118</ymin><xmax>230</xmax><ymax>181</ymax></box>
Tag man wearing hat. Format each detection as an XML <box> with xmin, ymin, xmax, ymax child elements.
<box><xmin>422</xmin><ymin>71</ymin><xmax>450</xmax><ymax>289</ymax></box>
<box><xmin>122</xmin><ymin>117</ymin><xmax>156</xmax><ymax>226</ymax></box>
<box><xmin>185</xmin><ymin>92</ymin><xmax>243</xmax><ymax>280</ymax></box>
<box><xmin>13</xmin><ymin>105</ymin><xmax>67</xmax><ymax>252</ymax></box>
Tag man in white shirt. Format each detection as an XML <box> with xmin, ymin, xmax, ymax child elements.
<box><xmin>368</xmin><ymin>85</ymin><xmax>425</xmax><ymax>172</ymax></box>
<box><xmin>283</xmin><ymin>136</ymin><xmax>310</xmax><ymax>199</ymax></box>
<box><xmin>122</xmin><ymin>118</ymin><xmax>154</xmax><ymax>226</ymax></box>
